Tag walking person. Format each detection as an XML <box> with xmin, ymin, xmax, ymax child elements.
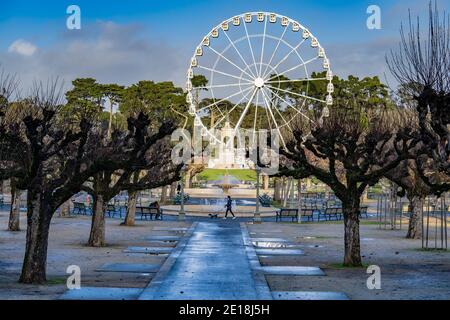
<box><xmin>223</xmin><ymin>196</ymin><xmax>236</xmax><ymax>219</ymax></box>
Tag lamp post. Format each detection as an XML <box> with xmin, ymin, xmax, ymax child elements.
<box><xmin>178</xmin><ymin>165</ymin><xmax>187</xmax><ymax>221</ymax></box>
<box><xmin>297</xmin><ymin>178</ymin><xmax>302</xmax><ymax>224</ymax></box>
<box><xmin>254</xmin><ymin>168</ymin><xmax>261</xmax><ymax>224</ymax></box>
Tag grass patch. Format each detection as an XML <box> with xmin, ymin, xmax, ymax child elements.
<box><xmin>318</xmin><ymin>220</ymin><xmax>379</xmax><ymax>225</ymax></box>
<box><xmin>197</xmin><ymin>169</ymin><xmax>256</xmax><ymax>182</ymax></box>
<box><xmin>320</xmin><ymin>220</ymin><xmax>343</xmax><ymax>224</ymax></box>
<box><xmin>359</xmin><ymin>220</ymin><xmax>381</xmax><ymax>225</ymax></box>
<box><xmin>413</xmin><ymin>248</ymin><xmax>450</xmax><ymax>253</ymax></box>
<box><xmin>326</xmin><ymin>262</ymin><xmax>370</xmax><ymax>269</ymax></box>
<box><xmin>46</xmin><ymin>277</ymin><xmax>67</xmax><ymax>285</ymax></box>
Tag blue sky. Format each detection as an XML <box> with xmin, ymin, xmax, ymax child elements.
<box><xmin>0</xmin><ymin>0</ymin><xmax>448</xmax><ymax>91</ymax></box>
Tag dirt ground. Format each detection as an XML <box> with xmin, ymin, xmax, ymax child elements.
<box><xmin>248</xmin><ymin>220</ymin><xmax>450</xmax><ymax>300</ymax></box>
<box><xmin>0</xmin><ymin>207</ymin><xmax>448</xmax><ymax>300</ymax></box>
<box><xmin>0</xmin><ymin>210</ymin><xmax>191</xmax><ymax>300</ymax></box>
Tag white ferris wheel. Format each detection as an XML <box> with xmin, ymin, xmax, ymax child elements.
<box><xmin>186</xmin><ymin>12</ymin><xmax>334</xmax><ymax>148</ymax></box>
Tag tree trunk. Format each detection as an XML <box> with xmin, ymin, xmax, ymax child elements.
<box><xmin>406</xmin><ymin>195</ymin><xmax>423</xmax><ymax>239</ymax></box>
<box><xmin>273</xmin><ymin>178</ymin><xmax>280</xmax><ymax>201</ymax></box>
<box><xmin>107</xmin><ymin>103</ymin><xmax>113</xmax><ymax>139</ymax></box>
<box><xmin>185</xmin><ymin>171</ymin><xmax>191</xmax><ymax>189</ymax></box>
<box><xmin>19</xmin><ymin>192</ymin><xmax>52</xmax><ymax>284</ymax></box>
<box><xmin>122</xmin><ymin>190</ymin><xmax>139</xmax><ymax>226</ymax></box>
<box><xmin>88</xmin><ymin>194</ymin><xmax>107</xmax><ymax>247</ymax></box>
<box><xmin>297</xmin><ymin>179</ymin><xmax>302</xmax><ymax>221</ymax></box>
<box><xmin>342</xmin><ymin>196</ymin><xmax>362</xmax><ymax>267</ymax></box>
<box><xmin>169</xmin><ymin>182</ymin><xmax>177</xmax><ymax>198</ymax></box>
<box><xmin>283</xmin><ymin>177</ymin><xmax>292</xmax><ymax>207</ymax></box>
<box><xmin>8</xmin><ymin>187</ymin><xmax>22</xmax><ymax>231</ymax></box>
<box><xmin>263</xmin><ymin>175</ymin><xmax>269</xmax><ymax>190</ymax></box>
<box><xmin>280</xmin><ymin>177</ymin><xmax>286</xmax><ymax>200</ymax></box>
<box><xmin>160</xmin><ymin>185</ymin><xmax>168</xmax><ymax>204</ymax></box>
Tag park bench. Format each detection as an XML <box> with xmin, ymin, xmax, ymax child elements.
<box><xmin>319</xmin><ymin>207</ymin><xmax>342</xmax><ymax>221</ymax></box>
<box><xmin>300</xmin><ymin>208</ymin><xmax>314</xmax><ymax>222</ymax></box>
<box><xmin>72</xmin><ymin>202</ymin><xmax>90</xmax><ymax>215</ymax></box>
<box><xmin>106</xmin><ymin>204</ymin><xmax>122</xmax><ymax>218</ymax></box>
<box><xmin>138</xmin><ymin>206</ymin><xmax>163</xmax><ymax>220</ymax></box>
<box><xmin>276</xmin><ymin>208</ymin><xmax>299</xmax><ymax>222</ymax></box>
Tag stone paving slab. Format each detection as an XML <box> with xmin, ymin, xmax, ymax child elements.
<box><xmin>255</xmin><ymin>248</ymin><xmax>304</xmax><ymax>255</ymax></box>
<box><xmin>123</xmin><ymin>247</ymin><xmax>173</xmax><ymax>254</ymax></box>
<box><xmin>95</xmin><ymin>263</ymin><xmax>159</xmax><ymax>273</ymax></box>
<box><xmin>60</xmin><ymin>287</ymin><xmax>142</xmax><ymax>300</ymax></box>
<box><xmin>153</xmin><ymin>227</ymin><xmax>188</xmax><ymax>231</ymax></box>
<box><xmin>272</xmin><ymin>291</ymin><xmax>349</xmax><ymax>300</ymax></box>
<box><xmin>251</xmin><ymin>238</ymin><xmax>288</xmax><ymax>242</ymax></box>
<box><xmin>259</xmin><ymin>266</ymin><xmax>325</xmax><ymax>276</ymax></box>
<box><xmin>140</xmin><ymin>222</ymin><xmax>271</xmax><ymax>300</ymax></box>
<box><xmin>59</xmin><ymin>287</ymin><xmax>142</xmax><ymax>300</ymax></box>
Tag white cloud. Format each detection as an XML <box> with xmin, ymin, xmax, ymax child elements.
<box><xmin>8</xmin><ymin>39</ymin><xmax>37</xmax><ymax>56</ymax></box>
<box><xmin>1</xmin><ymin>21</ymin><xmax>188</xmax><ymax>93</ymax></box>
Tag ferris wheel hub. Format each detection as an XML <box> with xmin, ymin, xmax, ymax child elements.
<box><xmin>254</xmin><ymin>77</ymin><xmax>265</xmax><ymax>88</ymax></box>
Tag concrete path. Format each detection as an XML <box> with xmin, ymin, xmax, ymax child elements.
<box><xmin>139</xmin><ymin>221</ymin><xmax>271</xmax><ymax>300</ymax></box>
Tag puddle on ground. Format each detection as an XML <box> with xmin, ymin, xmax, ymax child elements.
<box><xmin>252</xmin><ymin>241</ymin><xmax>297</xmax><ymax>248</ymax></box>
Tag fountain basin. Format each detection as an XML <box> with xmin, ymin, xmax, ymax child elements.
<box><xmin>161</xmin><ymin>205</ymin><xmax>277</xmax><ymax>217</ymax></box>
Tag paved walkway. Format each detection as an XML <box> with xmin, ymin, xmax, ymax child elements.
<box><xmin>139</xmin><ymin>221</ymin><xmax>270</xmax><ymax>300</ymax></box>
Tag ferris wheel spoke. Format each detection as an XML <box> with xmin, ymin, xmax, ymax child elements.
<box><xmin>267</xmin><ymin>56</ymin><xmax>319</xmax><ymax>82</ymax></box>
<box><xmin>243</xmin><ymin>21</ymin><xmax>259</xmax><ymax>76</ymax></box>
<box><xmin>195</xmin><ymin>82</ymin><xmax>251</xmax><ymax>90</ymax></box>
<box><xmin>261</xmin><ymin>89</ymin><xmax>294</xmax><ymax>133</ymax></box>
<box><xmin>197</xmin><ymin>65</ymin><xmax>253</xmax><ymax>83</ymax></box>
<box><xmin>262</xmin><ymin>39</ymin><xmax>305</xmax><ymax>79</ymax></box>
<box><xmin>262</xmin><ymin>22</ymin><xmax>289</xmax><ymax>77</ymax></box>
<box><xmin>251</xmin><ymin>91</ymin><xmax>260</xmax><ymax>145</ymax></box>
<box><xmin>265</xmin><ymin>77</ymin><xmax>327</xmax><ymax>84</ymax></box>
<box><xmin>260</xmin><ymin>88</ymin><xmax>287</xmax><ymax>148</ymax></box>
<box><xmin>258</xmin><ymin>18</ymin><xmax>268</xmax><ymax>77</ymax></box>
<box><xmin>267</xmin><ymin>86</ymin><xmax>315</xmax><ymax>123</ymax></box>
<box><xmin>265</xmin><ymin>84</ymin><xmax>326</xmax><ymax>104</ymax></box>
<box><xmin>210</xmin><ymin>89</ymin><xmax>253</xmax><ymax>131</ymax></box>
<box><xmin>207</xmin><ymin>46</ymin><xmax>256</xmax><ymax>80</ymax></box>
<box><xmin>197</xmin><ymin>85</ymin><xmax>253</xmax><ymax>113</ymax></box>
<box><xmin>234</xmin><ymin>88</ymin><xmax>258</xmax><ymax>132</ymax></box>
<box><xmin>223</xmin><ymin>31</ymin><xmax>257</xmax><ymax>79</ymax></box>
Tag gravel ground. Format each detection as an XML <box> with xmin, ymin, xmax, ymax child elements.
<box><xmin>248</xmin><ymin>220</ymin><xmax>450</xmax><ymax>300</ymax></box>
<box><xmin>0</xmin><ymin>209</ymin><xmax>191</xmax><ymax>300</ymax></box>
<box><xmin>0</xmin><ymin>206</ymin><xmax>448</xmax><ymax>300</ymax></box>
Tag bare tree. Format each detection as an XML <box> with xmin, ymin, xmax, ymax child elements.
<box><xmin>82</xmin><ymin>137</ymin><xmax>181</xmax><ymax>245</ymax></box>
<box><xmin>267</xmin><ymin>75</ymin><xmax>421</xmax><ymax>265</ymax></box>
<box><xmin>387</xmin><ymin>1</ymin><xmax>450</xmax><ymax>195</ymax></box>
<box><xmin>385</xmin><ymin>160</ymin><xmax>432</xmax><ymax>238</ymax></box>
<box><xmin>0</xmin><ymin>69</ymin><xmax>21</xmax><ymax>231</ymax></box>
<box><xmin>0</xmin><ymin>80</ymin><xmax>177</xmax><ymax>283</ymax></box>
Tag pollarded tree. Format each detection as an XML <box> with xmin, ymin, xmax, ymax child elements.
<box><xmin>83</xmin><ymin>137</ymin><xmax>182</xmax><ymax>245</ymax></box>
<box><xmin>387</xmin><ymin>1</ymin><xmax>450</xmax><ymax>195</ymax></box>
<box><xmin>83</xmin><ymin>80</ymin><xmax>186</xmax><ymax>245</ymax></box>
<box><xmin>276</xmin><ymin>76</ymin><xmax>419</xmax><ymax>266</ymax></box>
<box><xmin>385</xmin><ymin>160</ymin><xmax>431</xmax><ymax>239</ymax></box>
<box><xmin>0</xmin><ymin>81</ymin><xmax>177</xmax><ymax>284</ymax></box>
<box><xmin>0</xmin><ymin>71</ymin><xmax>21</xmax><ymax>231</ymax></box>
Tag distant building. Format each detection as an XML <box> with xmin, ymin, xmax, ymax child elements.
<box><xmin>193</xmin><ymin>118</ymin><xmax>253</xmax><ymax>169</ymax></box>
